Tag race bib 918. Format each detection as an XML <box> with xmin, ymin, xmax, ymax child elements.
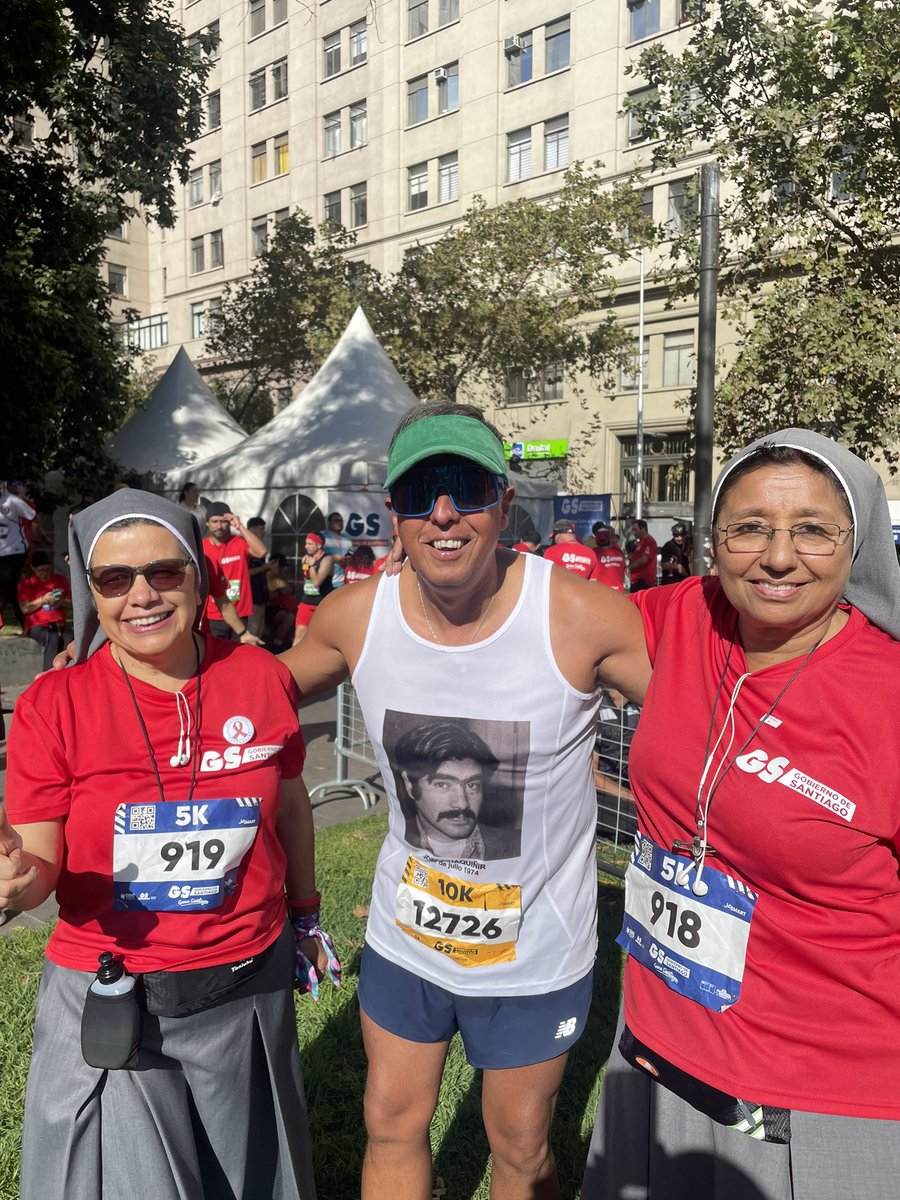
<box><xmin>617</xmin><ymin>834</ymin><xmax>758</xmax><ymax>1012</ymax></box>
<box><xmin>112</xmin><ymin>798</ymin><xmax>261</xmax><ymax>912</ymax></box>
<box><xmin>395</xmin><ymin>856</ymin><xmax>521</xmax><ymax>967</ymax></box>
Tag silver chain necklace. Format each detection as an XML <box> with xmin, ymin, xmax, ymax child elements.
<box><xmin>416</xmin><ymin>574</ymin><xmax>496</xmax><ymax>645</ymax></box>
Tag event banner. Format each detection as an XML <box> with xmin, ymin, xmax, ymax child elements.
<box><xmin>553</xmin><ymin>495</ymin><xmax>612</xmax><ymax>542</ymax></box>
<box><xmin>327</xmin><ymin>490</ymin><xmax>392</xmax><ymax>550</ymax></box>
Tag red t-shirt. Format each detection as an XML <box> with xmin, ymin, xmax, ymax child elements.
<box><xmin>17</xmin><ymin>571</ymin><xmax>70</xmax><ymax>632</ymax></box>
<box><xmin>543</xmin><ymin>541</ymin><xmax>600</xmax><ymax>580</ymax></box>
<box><xmin>624</xmin><ymin>577</ymin><xmax>900</xmax><ymax>1118</ymax></box>
<box><xmin>629</xmin><ymin>534</ymin><xmax>658</xmax><ymax>585</ymax></box>
<box><xmin>593</xmin><ymin>544</ymin><xmax>626</xmax><ymax>593</ymax></box>
<box><xmin>344</xmin><ymin>564</ymin><xmax>377</xmax><ymax>585</ymax></box>
<box><xmin>204</xmin><ymin>535</ymin><xmax>252</xmax><ymax>620</ymax></box>
<box><xmin>5</xmin><ymin>636</ymin><xmax>305</xmax><ymax>974</ymax></box>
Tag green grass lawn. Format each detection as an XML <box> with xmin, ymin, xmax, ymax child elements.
<box><xmin>0</xmin><ymin>814</ymin><xmax>624</xmax><ymax>1200</ymax></box>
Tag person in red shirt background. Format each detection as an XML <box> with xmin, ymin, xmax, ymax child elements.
<box><xmin>591</xmin><ymin>522</ymin><xmax>626</xmax><ymax>593</ymax></box>
<box><xmin>543</xmin><ymin>519</ymin><xmax>601</xmax><ymax>579</ymax></box>
<box><xmin>628</xmin><ymin>519</ymin><xmax>658</xmax><ymax>592</ymax></box>
<box><xmin>344</xmin><ymin>545</ymin><xmax>378</xmax><ymax>585</ymax></box>
<box><xmin>202</xmin><ymin>502</ymin><xmax>268</xmax><ymax>641</ymax></box>
<box><xmin>17</xmin><ymin>551</ymin><xmax>71</xmax><ymax>670</ymax></box>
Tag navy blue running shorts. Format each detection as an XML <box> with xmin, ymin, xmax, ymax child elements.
<box><xmin>357</xmin><ymin>943</ymin><xmax>594</xmax><ymax>1069</ymax></box>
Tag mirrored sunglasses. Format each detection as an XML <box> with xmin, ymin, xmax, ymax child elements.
<box><xmin>389</xmin><ymin>464</ymin><xmax>505</xmax><ymax>518</ymax></box>
<box><xmin>87</xmin><ymin>558</ymin><xmax>193</xmax><ymax>598</ymax></box>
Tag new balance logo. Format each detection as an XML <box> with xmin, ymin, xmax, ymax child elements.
<box><xmin>554</xmin><ymin>1018</ymin><xmax>578</xmax><ymax>1040</ymax></box>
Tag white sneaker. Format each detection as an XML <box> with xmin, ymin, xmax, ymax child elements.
<box><xmin>0</xmin><ymin>911</ymin><xmax>10</xmax><ymax>928</ymax></box>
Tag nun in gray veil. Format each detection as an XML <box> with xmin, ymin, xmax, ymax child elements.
<box><xmin>0</xmin><ymin>489</ymin><xmax>326</xmax><ymax>1200</ymax></box>
<box><xmin>583</xmin><ymin>431</ymin><xmax>900</xmax><ymax>1200</ymax></box>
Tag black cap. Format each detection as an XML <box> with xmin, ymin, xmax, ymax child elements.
<box><xmin>552</xmin><ymin>519</ymin><xmax>575</xmax><ymax>534</ymax></box>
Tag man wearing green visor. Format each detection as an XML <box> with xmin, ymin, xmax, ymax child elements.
<box><xmin>282</xmin><ymin>401</ymin><xmax>650</xmax><ymax>1199</ymax></box>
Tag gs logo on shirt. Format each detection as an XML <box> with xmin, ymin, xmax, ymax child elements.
<box><xmin>200</xmin><ymin>744</ymin><xmax>280</xmax><ymax>772</ymax></box>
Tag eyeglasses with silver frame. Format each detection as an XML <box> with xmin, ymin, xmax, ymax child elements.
<box><xmin>715</xmin><ymin>522</ymin><xmax>854</xmax><ymax>556</ymax></box>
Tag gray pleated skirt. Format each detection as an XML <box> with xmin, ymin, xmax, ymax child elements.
<box><xmin>582</xmin><ymin>1006</ymin><xmax>900</xmax><ymax>1200</ymax></box>
<box><xmin>20</xmin><ymin>923</ymin><xmax>316</xmax><ymax>1200</ymax></box>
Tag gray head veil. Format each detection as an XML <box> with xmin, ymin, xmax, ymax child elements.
<box><xmin>711</xmin><ymin>429</ymin><xmax>900</xmax><ymax>640</ymax></box>
<box><xmin>69</xmin><ymin>489</ymin><xmax>209</xmax><ymax>664</ymax></box>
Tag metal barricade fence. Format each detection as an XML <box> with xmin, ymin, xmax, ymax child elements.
<box><xmin>309</xmin><ymin>681</ymin><xmax>383</xmax><ymax>810</ymax></box>
<box><xmin>594</xmin><ymin>692</ymin><xmax>640</xmax><ymax>878</ymax></box>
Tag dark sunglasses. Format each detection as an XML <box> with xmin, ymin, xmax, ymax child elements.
<box><xmin>389</xmin><ymin>464</ymin><xmax>506</xmax><ymax>518</ymax></box>
<box><xmin>87</xmin><ymin>558</ymin><xmax>193</xmax><ymax>598</ymax></box>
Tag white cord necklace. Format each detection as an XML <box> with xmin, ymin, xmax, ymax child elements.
<box><xmin>416</xmin><ymin>574</ymin><xmax>497</xmax><ymax>645</ymax></box>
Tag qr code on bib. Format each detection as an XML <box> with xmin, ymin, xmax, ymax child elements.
<box><xmin>638</xmin><ymin>838</ymin><xmax>653</xmax><ymax>871</ymax></box>
<box><xmin>129</xmin><ymin>806</ymin><xmax>156</xmax><ymax>831</ymax></box>
<box><xmin>413</xmin><ymin>866</ymin><xmax>429</xmax><ymax>889</ymax></box>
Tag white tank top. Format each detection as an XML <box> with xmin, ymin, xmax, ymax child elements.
<box><xmin>353</xmin><ymin>553</ymin><xmax>601</xmax><ymax>995</ymax></box>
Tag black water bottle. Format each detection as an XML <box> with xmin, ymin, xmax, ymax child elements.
<box><xmin>80</xmin><ymin>952</ymin><xmax>141</xmax><ymax>1070</ymax></box>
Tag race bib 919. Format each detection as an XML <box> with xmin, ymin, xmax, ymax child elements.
<box><xmin>395</xmin><ymin>856</ymin><xmax>521</xmax><ymax>967</ymax></box>
<box><xmin>112</xmin><ymin>798</ymin><xmax>261</xmax><ymax>912</ymax></box>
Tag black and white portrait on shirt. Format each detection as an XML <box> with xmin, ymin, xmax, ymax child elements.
<box><xmin>383</xmin><ymin>710</ymin><xmax>527</xmax><ymax>862</ymax></box>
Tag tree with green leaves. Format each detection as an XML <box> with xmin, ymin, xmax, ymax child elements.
<box><xmin>205</xmin><ymin>211</ymin><xmax>378</xmax><ymax>429</ymax></box>
<box><xmin>629</xmin><ymin>0</ymin><xmax>900</xmax><ymax>467</ymax></box>
<box><xmin>0</xmin><ymin>0</ymin><xmax>213</xmax><ymax>494</ymax></box>
<box><xmin>371</xmin><ymin>164</ymin><xmax>654</xmax><ymax>406</ymax></box>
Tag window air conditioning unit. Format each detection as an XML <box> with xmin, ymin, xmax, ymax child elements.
<box><xmin>433</xmin><ymin>67</ymin><xmax>448</xmax><ymax>81</ymax></box>
<box><xmin>504</xmin><ymin>34</ymin><xmax>523</xmax><ymax>55</ymax></box>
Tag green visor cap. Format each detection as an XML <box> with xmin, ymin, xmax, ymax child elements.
<box><xmin>385</xmin><ymin>415</ymin><xmax>508</xmax><ymax>488</ymax></box>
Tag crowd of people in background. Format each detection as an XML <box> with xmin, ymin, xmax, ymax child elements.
<box><xmin>0</xmin><ymin>474</ymin><xmax>692</xmax><ymax>665</ymax></box>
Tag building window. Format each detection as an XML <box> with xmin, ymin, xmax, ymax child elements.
<box><xmin>323</xmin><ymin>31</ymin><xmax>341</xmax><ymax>77</ymax></box>
<box><xmin>506</xmin><ymin>370</ymin><xmax>530</xmax><ymax>404</ymax></box>
<box><xmin>621</xmin><ymin>335</ymin><xmax>649</xmax><ymax>391</ymax></box>
<box><xmin>620</xmin><ymin>430</ymin><xmax>691</xmax><ymax>506</ymax></box>
<box><xmin>249</xmin><ymin>0</ymin><xmax>265</xmax><ymax>37</ymax></box>
<box><xmin>628</xmin><ymin>88</ymin><xmax>656</xmax><ymax>144</ymax></box>
<box><xmin>408</xmin><ymin>76</ymin><xmax>428</xmax><ymax>125</ymax></box>
<box><xmin>209</xmin><ymin>159</ymin><xmax>222</xmax><ymax>201</ymax></box>
<box><xmin>543</xmin><ymin>362</ymin><xmax>565</xmax><ymax>401</ymax></box>
<box><xmin>408</xmin><ymin>162</ymin><xmax>428</xmax><ymax>210</ymax></box>
<box><xmin>275</xmin><ymin>207</ymin><xmax>290</xmax><ymax>224</ymax></box>
<box><xmin>189</xmin><ymin>166</ymin><xmax>204</xmax><ymax>206</ymax></box>
<box><xmin>545</xmin><ymin>16</ymin><xmax>570</xmax><ymax>72</ymax></box>
<box><xmin>324</xmin><ymin>111</ymin><xmax>341</xmax><ymax>157</ymax></box>
<box><xmin>350</xmin><ymin>182</ymin><xmax>368</xmax><ymax>228</ymax></box>
<box><xmin>439</xmin><ymin>0</ymin><xmax>459</xmax><ymax>24</ymax></box>
<box><xmin>191</xmin><ymin>301</ymin><xmax>207</xmax><ymax>339</ymax></box>
<box><xmin>324</xmin><ymin>190</ymin><xmax>342</xmax><ymax>224</ymax></box>
<box><xmin>438</xmin><ymin>152</ymin><xmax>458</xmax><ymax>203</ymax></box>
<box><xmin>437</xmin><ymin>62</ymin><xmax>459</xmax><ymax>113</ymax></box>
<box><xmin>206</xmin><ymin>90</ymin><xmax>221</xmax><ymax>130</ymax></box>
<box><xmin>252</xmin><ymin>217</ymin><xmax>268</xmax><ymax>256</ymax></box>
<box><xmin>408</xmin><ymin>0</ymin><xmax>428</xmax><ymax>39</ymax></box>
<box><xmin>506</xmin><ymin>32</ymin><xmax>533</xmax><ymax>87</ymax></box>
<box><xmin>249</xmin><ymin>68</ymin><xmax>266</xmax><ymax>111</ymax></box>
<box><xmin>208</xmin><ymin>296</ymin><xmax>223</xmax><ymax>332</ymax></box>
<box><xmin>544</xmin><ymin>115</ymin><xmax>569</xmax><ymax>171</ymax></box>
<box><xmin>125</xmin><ymin>313</ymin><xmax>168</xmax><ymax>351</ymax></box>
<box><xmin>273</xmin><ymin>0</ymin><xmax>286</xmax><ymax>24</ymax></box>
<box><xmin>663</xmin><ymin>330</ymin><xmax>694</xmax><ymax>387</ymax></box>
<box><xmin>252</xmin><ymin>141</ymin><xmax>267</xmax><ymax>183</ymax></box>
<box><xmin>350</xmin><ymin>20</ymin><xmax>367</xmax><ymax>65</ymax></box>
<box><xmin>108</xmin><ymin>221</ymin><xmax>127</xmax><ymax>240</ymax></box>
<box><xmin>207</xmin><ymin>20</ymin><xmax>220</xmax><ymax>61</ymax></box>
<box><xmin>191</xmin><ymin>235</ymin><xmax>205</xmax><ymax>273</ymax></box>
<box><xmin>210</xmin><ymin>229</ymin><xmax>224</xmax><ymax>268</ymax></box>
<box><xmin>274</xmin><ymin>133</ymin><xmax>289</xmax><ymax>175</ymax></box>
<box><xmin>507</xmin><ymin>127</ymin><xmax>532</xmax><ymax>182</ymax></box>
<box><xmin>629</xmin><ymin>0</ymin><xmax>659</xmax><ymax>42</ymax></box>
<box><xmin>350</xmin><ymin>101</ymin><xmax>367</xmax><ymax>148</ymax></box>
<box><xmin>667</xmin><ymin>178</ymin><xmax>696</xmax><ymax>232</ymax></box>
<box><xmin>107</xmin><ymin>263</ymin><xmax>127</xmax><ymax>296</ymax></box>
<box><xmin>272</xmin><ymin>58</ymin><xmax>288</xmax><ymax>101</ymax></box>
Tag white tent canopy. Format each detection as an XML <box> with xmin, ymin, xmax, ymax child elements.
<box><xmin>165</xmin><ymin>308</ymin><xmax>557</xmax><ymax>544</ymax></box>
<box><xmin>109</xmin><ymin>347</ymin><xmax>247</xmax><ymax>477</ymax></box>
<box><xmin>165</xmin><ymin>307</ymin><xmax>419</xmax><ymax>521</ymax></box>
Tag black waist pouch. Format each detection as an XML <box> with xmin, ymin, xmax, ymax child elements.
<box><xmin>140</xmin><ymin>937</ymin><xmax>278</xmax><ymax>1018</ymax></box>
<box><xmin>619</xmin><ymin>1025</ymin><xmax>791</xmax><ymax>1144</ymax></box>
<box><xmin>81</xmin><ymin>988</ymin><xmax>142</xmax><ymax>1070</ymax></box>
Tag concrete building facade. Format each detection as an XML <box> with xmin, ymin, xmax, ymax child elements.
<box><xmin>116</xmin><ymin>0</ymin><xmax>708</xmax><ymax>524</ymax></box>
